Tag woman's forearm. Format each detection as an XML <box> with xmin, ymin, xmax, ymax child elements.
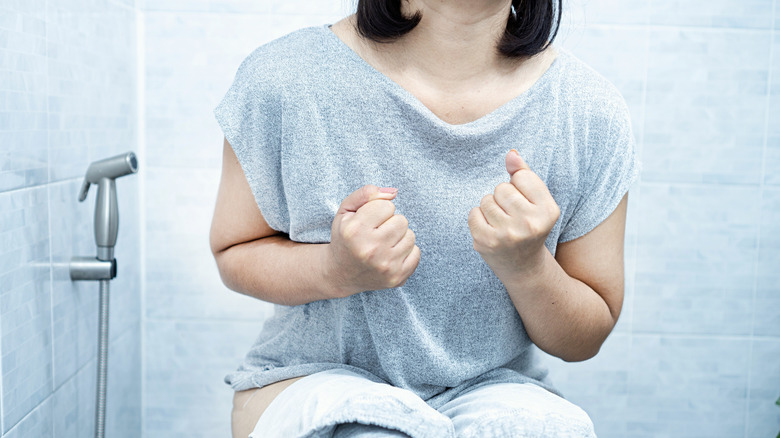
<box><xmin>498</xmin><ymin>249</ymin><xmax>617</xmax><ymax>362</ymax></box>
<box><xmin>214</xmin><ymin>235</ymin><xmax>343</xmax><ymax>306</ymax></box>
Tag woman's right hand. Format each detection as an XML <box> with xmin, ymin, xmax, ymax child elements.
<box><xmin>325</xmin><ymin>184</ymin><xmax>421</xmax><ymax>298</ymax></box>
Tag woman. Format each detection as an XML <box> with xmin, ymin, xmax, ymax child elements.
<box><xmin>210</xmin><ymin>0</ymin><xmax>640</xmax><ymax>436</ymax></box>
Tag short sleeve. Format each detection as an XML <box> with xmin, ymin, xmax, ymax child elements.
<box><xmin>214</xmin><ymin>54</ymin><xmax>290</xmax><ymax>234</ymax></box>
<box><xmin>558</xmin><ymin>96</ymin><xmax>642</xmax><ymax>242</ymax></box>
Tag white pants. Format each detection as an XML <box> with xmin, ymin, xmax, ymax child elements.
<box><xmin>250</xmin><ymin>369</ymin><xmax>596</xmax><ymax>438</ymax></box>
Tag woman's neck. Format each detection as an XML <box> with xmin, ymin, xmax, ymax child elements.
<box><xmin>331</xmin><ymin>1</ymin><xmax>557</xmax><ymax>124</ymax></box>
<box><xmin>392</xmin><ymin>0</ymin><xmax>519</xmax><ymax>82</ymax></box>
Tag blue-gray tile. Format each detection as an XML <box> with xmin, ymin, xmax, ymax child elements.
<box><xmin>634</xmin><ymin>183</ymin><xmax>759</xmax><ymax>336</ymax></box>
<box><xmin>755</xmin><ymin>187</ymin><xmax>780</xmax><ymax>336</ymax></box>
<box><xmin>50</xmin><ymin>179</ymin><xmax>99</xmax><ymax>389</ymax></box>
<box><xmin>542</xmin><ymin>333</ymin><xmax>630</xmax><ymax>438</ymax></box>
<box><xmin>0</xmin><ymin>0</ymin><xmax>48</xmax><ymax>192</ymax></box>
<box><xmin>52</xmin><ymin>359</ymin><xmax>96</xmax><ymax>438</ymax></box>
<box><xmin>111</xmin><ymin>0</ymin><xmax>135</xmax><ymax>8</ymax></box>
<box><xmin>747</xmin><ymin>339</ymin><xmax>780</xmax><ymax>437</ymax></box>
<box><xmin>0</xmin><ymin>186</ymin><xmax>52</xmax><ymax>433</ymax></box>
<box><xmin>270</xmin><ymin>0</ymin><xmax>348</xmax><ymax>16</ymax></box>
<box><xmin>562</xmin><ymin>0</ymin><xmax>649</xmax><ymax>26</ymax></box>
<box><xmin>643</xmin><ymin>29</ymin><xmax>770</xmax><ymax>184</ymax></box>
<box><xmin>766</xmin><ymin>32</ymin><xmax>780</xmax><ymax>186</ymax></box>
<box><xmin>106</xmin><ymin>325</ymin><xmax>142</xmax><ymax>438</ymax></box>
<box><xmin>46</xmin><ymin>0</ymin><xmax>137</xmax><ymax>182</ymax></box>
<box><xmin>144</xmin><ymin>12</ymin><xmax>339</xmax><ymax>168</ymax></box>
<box><xmin>144</xmin><ymin>319</ymin><xmax>261</xmax><ymax>437</ymax></box>
<box><xmin>145</xmin><ymin>169</ymin><xmax>271</xmax><ymax>320</ymax></box>
<box><xmin>140</xmin><ymin>0</ymin><xmax>272</xmax><ymax>13</ymax></box>
<box><xmin>647</xmin><ymin>0</ymin><xmax>774</xmax><ymax>29</ymax></box>
<box><xmin>4</xmin><ymin>394</ymin><xmax>52</xmax><ymax>438</ymax></box>
<box><xmin>777</xmin><ymin>0</ymin><xmax>780</xmax><ymax>30</ymax></box>
<box><xmin>627</xmin><ymin>335</ymin><xmax>749</xmax><ymax>437</ymax></box>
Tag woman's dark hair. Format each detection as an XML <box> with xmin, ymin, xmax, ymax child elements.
<box><xmin>355</xmin><ymin>0</ymin><xmax>562</xmax><ymax>58</ymax></box>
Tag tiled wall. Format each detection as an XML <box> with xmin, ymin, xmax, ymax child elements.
<box><xmin>0</xmin><ymin>0</ymin><xmax>141</xmax><ymax>436</ymax></box>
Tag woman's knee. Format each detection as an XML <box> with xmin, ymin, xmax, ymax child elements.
<box><xmin>443</xmin><ymin>382</ymin><xmax>596</xmax><ymax>438</ymax></box>
<box><xmin>464</xmin><ymin>407</ymin><xmax>595</xmax><ymax>438</ymax></box>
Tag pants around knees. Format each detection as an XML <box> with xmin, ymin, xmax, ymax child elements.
<box><xmin>437</xmin><ymin>382</ymin><xmax>596</xmax><ymax>438</ymax></box>
<box><xmin>247</xmin><ymin>369</ymin><xmax>596</xmax><ymax>438</ymax></box>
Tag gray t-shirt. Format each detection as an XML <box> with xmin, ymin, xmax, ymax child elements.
<box><xmin>214</xmin><ymin>24</ymin><xmax>641</xmax><ymax>409</ymax></box>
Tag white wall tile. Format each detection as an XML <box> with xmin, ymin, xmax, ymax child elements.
<box><xmin>755</xmin><ymin>187</ymin><xmax>780</xmax><ymax>337</ymax></box>
<box><xmin>563</xmin><ymin>0</ymin><xmax>650</xmax><ymax>27</ymax></box>
<box><xmin>106</xmin><ymin>325</ymin><xmax>142</xmax><ymax>437</ymax></box>
<box><xmin>627</xmin><ymin>336</ymin><xmax>750</xmax><ymax>437</ymax></box>
<box><xmin>144</xmin><ymin>319</ymin><xmax>261</xmax><ymax>437</ymax></box>
<box><xmin>4</xmin><ymin>395</ymin><xmax>52</xmax><ymax>438</ymax></box>
<box><xmin>46</xmin><ymin>0</ymin><xmax>137</xmax><ymax>182</ymax></box>
<box><xmin>765</xmin><ymin>31</ymin><xmax>780</xmax><ymax>186</ymax></box>
<box><xmin>634</xmin><ymin>183</ymin><xmax>759</xmax><ymax>336</ymax></box>
<box><xmin>643</xmin><ymin>29</ymin><xmax>770</xmax><ymax>184</ymax></box>
<box><xmin>50</xmin><ymin>179</ymin><xmax>98</xmax><ymax>390</ymax></box>
<box><xmin>0</xmin><ymin>186</ymin><xmax>52</xmax><ymax>433</ymax></box>
<box><xmin>52</xmin><ymin>359</ymin><xmax>96</xmax><ymax>438</ymax></box>
<box><xmin>647</xmin><ymin>0</ymin><xmax>774</xmax><ymax>29</ymax></box>
<box><xmin>747</xmin><ymin>339</ymin><xmax>780</xmax><ymax>436</ymax></box>
<box><xmin>0</xmin><ymin>0</ymin><xmax>48</xmax><ymax>192</ymax></box>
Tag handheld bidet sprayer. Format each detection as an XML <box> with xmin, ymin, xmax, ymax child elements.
<box><xmin>78</xmin><ymin>152</ymin><xmax>138</xmax><ymax>261</ymax></box>
<box><xmin>70</xmin><ymin>151</ymin><xmax>138</xmax><ymax>438</ymax></box>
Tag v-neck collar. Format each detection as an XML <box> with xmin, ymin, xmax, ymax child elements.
<box><xmin>318</xmin><ymin>23</ymin><xmax>565</xmax><ymax>132</ymax></box>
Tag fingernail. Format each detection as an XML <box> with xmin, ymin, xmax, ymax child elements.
<box><xmin>511</xmin><ymin>149</ymin><xmax>520</xmax><ymax>157</ymax></box>
<box><xmin>379</xmin><ymin>187</ymin><xmax>398</xmax><ymax>194</ymax></box>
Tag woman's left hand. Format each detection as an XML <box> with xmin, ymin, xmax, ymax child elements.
<box><xmin>467</xmin><ymin>149</ymin><xmax>560</xmax><ymax>279</ymax></box>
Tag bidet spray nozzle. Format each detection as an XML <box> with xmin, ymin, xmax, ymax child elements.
<box><xmin>78</xmin><ymin>152</ymin><xmax>138</xmax><ymax>261</ymax></box>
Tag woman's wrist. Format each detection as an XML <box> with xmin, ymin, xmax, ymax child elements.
<box><xmin>317</xmin><ymin>243</ymin><xmax>362</xmax><ymax>300</ymax></box>
<box><xmin>489</xmin><ymin>245</ymin><xmax>550</xmax><ymax>289</ymax></box>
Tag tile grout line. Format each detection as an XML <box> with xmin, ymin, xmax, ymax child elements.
<box><xmin>0</xmin><ymin>179</ymin><xmax>4</xmax><ymax>432</ymax></box>
<box><xmin>603</xmin><ymin>331</ymin><xmax>780</xmax><ymax>342</ymax></box>
<box><xmin>107</xmin><ymin>0</ymin><xmax>135</xmax><ymax>12</ymax></box>
<box><xmin>639</xmin><ymin>179</ymin><xmax>770</xmax><ymax>188</ymax></box>
<box><xmin>45</xmin><ymin>0</ymin><xmax>57</xmax><ymax>434</ymax></box>
<box><xmin>564</xmin><ymin>21</ymin><xmax>775</xmax><ymax>34</ymax></box>
<box><xmin>136</xmin><ymin>4</ymin><xmax>148</xmax><ymax>436</ymax></box>
<box><xmin>625</xmin><ymin>12</ymin><xmax>650</xmax><ymax>407</ymax></box>
<box><xmin>0</xmin><ymin>177</ymin><xmax>83</xmax><ymax>196</ymax></box>
<box><xmin>744</xmin><ymin>2</ymin><xmax>776</xmax><ymax>436</ymax></box>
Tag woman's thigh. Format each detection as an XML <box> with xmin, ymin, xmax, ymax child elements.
<box><xmin>437</xmin><ymin>382</ymin><xmax>596</xmax><ymax>438</ymax></box>
<box><xmin>231</xmin><ymin>376</ymin><xmax>306</xmax><ymax>438</ymax></box>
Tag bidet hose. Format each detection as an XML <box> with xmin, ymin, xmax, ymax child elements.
<box><xmin>95</xmin><ymin>279</ymin><xmax>110</xmax><ymax>438</ymax></box>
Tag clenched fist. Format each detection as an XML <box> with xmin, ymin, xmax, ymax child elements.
<box><xmin>325</xmin><ymin>184</ymin><xmax>421</xmax><ymax>298</ymax></box>
<box><xmin>468</xmin><ymin>149</ymin><xmax>560</xmax><ymax>278</ymax></box>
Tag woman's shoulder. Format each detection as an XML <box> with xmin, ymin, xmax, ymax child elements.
<box><xmin>230</xmin><ymin>25</ymin><xmax>331</xmax><ymax>91</ymax></box>
<box><xmin>551</xmin><ymin>47</ymin><xmax>630</xmax><ymax>123</ymax></box>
